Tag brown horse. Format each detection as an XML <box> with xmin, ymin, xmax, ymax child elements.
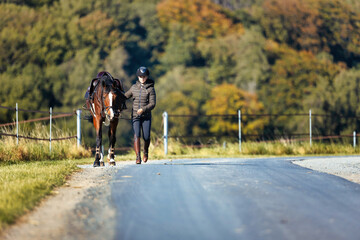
<box><xmin>88</xmin><ymin>72</ymin><xmax>126</xmax><ymax>167</ymax></box>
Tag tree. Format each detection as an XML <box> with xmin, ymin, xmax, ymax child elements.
<box><xmin>157</xmin><ymin>91</ymin><xmax>198</xmax><ymax>137</ymax></box>
<box><xmin>259</xmin><ymin>0</ymin><xmax>322</xmax><ymax>52</ymax></box>
<box><xmin>0</xmin><ymin>4</ymin><xmax>37</xmax><ymax>73</ymax></box>
<box><xmin>198</xmin><ymin>34</ymin><xmax>238</xmax><ymax>85</ymax></box>
<box><xmin>230</xmin><ymin>27</ymin><xmax>270</xmax><ymax>91</ymax></box>
<box><xmin>159</xmin><ymin>23</ymin><xmax>199</xmax><ymax>69</ymax></box>
<box><xmin>3</xmin><ymin>0</ymin><xmax>58</xmax><ymax>7</ymax></box>
<box><xmin>0</xmin><ymin>64</ymin><xmax>50</xmax><ymax>120</ymax></box>
<box><xmin>204</xmin><ymin>83</ymin><xmax>266</xmax><ymax>137</ymax></box>
<box><xmin>308</xmin><ymin>68</ymin><xmax>360</xmax><ymax>135</ymax></box>
<box><xmin>258</xmin><ymin>0</ymin><xmax>360</xmax><ymax>66</ymax></box>
<box><xmin>26</xmin><ymin>14</ymin><xmax>74</xmax><ymax>66</ymax></box>
<box><xmin>212</xmin><ymin>0</ymin><xmax>264</xmax><ymax>10</ymax></box>
<box><xmin>97</xmin><ymin>0</ymin><xmax>166</xmax><ymax>76</ymax></box>
<box><xmin>259</xmin><ymin>40</ymin><xmax>344</xmax><ymax>134</ymax></box>
<box><xmin>197</xmin><ymin>27</ymin><xmax>270</xmax><ymax>90</ymax></box>
<box><xmin>68</xmin><ymin>10</ymin><xmax>121</xmax><ymax>58</ymax></box>
<box><xmin>157</xmin><ymin>0</ymin><xmax>244</xmax><ymax>41</ymax></box>
<box><xmin>317</xmin><ymin>0</ymin><xmax>360</xmax><ymax>66</ymax></box>
<box><xmin>104</xmin><ymin>47</ymin><xmax>130</xmax><ymax>85</ymax></box>
<box><xmin>62</xmin><ymin>48</ymin><xmax>102</xmax><ymax>109</ymax></box>
<box><xmin>152</xmin><ymin>66</ymin><xmax>211</xmax><ymax>139</ymax></box>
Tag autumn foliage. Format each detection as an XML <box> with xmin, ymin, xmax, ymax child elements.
<box><xmin>157</xmin><ymin>0</ymin><xmax>244</xmax><ymax>40</ymax></box>
<box><xmin>1</xmin><ymin>0</ymin><xmax>360</xmax><ymax>144</ymax></box>
<box><xmin>204</xmin><ymin>83</ymin><xmax>266</xmax><ymax>136</ymax></box>
<box><xmin>260</xmin><ymin>0</ymin><xmax>360</xmax><ymax>65</ymax></box>
<box><xmin>262</xmin><ymin>40</ymin><xmax>344</xmax><ymax>113</ymax></box>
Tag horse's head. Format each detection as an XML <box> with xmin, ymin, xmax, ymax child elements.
<box><xmin>100</xmin><ymin>74</ymin><xmax>124</xmax><ymax>121</ymax></box>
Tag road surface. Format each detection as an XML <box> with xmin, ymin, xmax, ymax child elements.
<box><xmin>111</xmin><ymin>158</ymin><xmax>360</xmax><ymax>240</ymax></box>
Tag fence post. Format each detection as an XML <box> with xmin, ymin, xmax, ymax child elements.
<box><xmin>354</xmin><ymin>131</ymin><xmax>356</xmax><ymax>148</ymax></box>
<box><xmin>163</xmin><ymin>111</ymin><xmax>168</xmax><ymax>155</ymax></box>
<box><xmin>76</xmin><ymin>109</ymin><xmax>81</xmax><ymax>148</ymax></box>
<box><xmin>49</xmin><ymin>107</ymin><xmax>52</xmax><ymax>154</ymax></box>
<box><xmin>16</xmin><ymin>103</ymin><xmax>19</xmax><ymax>145</ymax></box>
<box><xmin>238</xmin><ymin>109</ymin><xmax>241</xmax><ymax>152</ymax></box>
<box><xmin>309</xmin><ymin>109</ymin><xmax>312</xmax><ymax>147</ymax></box>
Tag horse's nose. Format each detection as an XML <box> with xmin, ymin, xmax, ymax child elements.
<box><xmin>108</xmin><ymin>92</ymin><xmax>115</xmax><ymax>120</ymax></box>
<box><xmin>109</xmin><ymin>108</ymin><xmax>114</xmax><ymax>120</ymax></box>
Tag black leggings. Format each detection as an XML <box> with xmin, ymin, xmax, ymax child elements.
<box><xmin>132</xmin><ymin>117</ymin><xmax>151</xmax><ymax>141</ymax></box>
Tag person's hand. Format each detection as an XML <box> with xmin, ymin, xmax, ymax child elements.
<box><xmin>137</xmin><ymin>109</ymin><xmax>144</xmax><ymax>115</ymax></box>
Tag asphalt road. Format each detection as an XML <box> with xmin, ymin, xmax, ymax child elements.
<box><xmin>110</xmin><ymin>158</ymin><xmax>360</xmax><ymax>240</ymax></box>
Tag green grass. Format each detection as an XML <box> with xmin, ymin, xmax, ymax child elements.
<box><xmin>0</xmin><ymin>124</ymin><xmax>91</xmax><ymax>231</ymax></box>
<box><xmin>0</xmin><ymin>160</ymin><xmax>79</xmax><ymax>230</ymax></box>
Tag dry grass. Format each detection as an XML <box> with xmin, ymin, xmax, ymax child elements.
<box><xmin>0</xmin><ymin>124</ymin><xmax>91</xmax><ymax>163</ymax></box>
<box><xmin>148</xmin><ymin>139</ymin><xmax>360</xmax><ymax>159</ymax></box>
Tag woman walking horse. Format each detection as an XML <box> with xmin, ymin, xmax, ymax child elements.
<box><xmin>85</xmin><ymin>71</ymin><xmax>126</xmax><ymax>167</ymax></box>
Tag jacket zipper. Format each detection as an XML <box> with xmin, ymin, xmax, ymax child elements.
<box><xmin>138</xmin><ymin>85</ymin><xmax>143</xmax><ymax>110</ymax></box>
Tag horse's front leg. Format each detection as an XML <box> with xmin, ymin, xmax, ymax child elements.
<box><xmin>107</xmin><ymin>118</ymin><xmax>118</xmax><ymax>166</ymax></box>
<box><xmin>93</xmin><ymin>118</ymin><xmax>103</xmax><ymax>167</ymax></box>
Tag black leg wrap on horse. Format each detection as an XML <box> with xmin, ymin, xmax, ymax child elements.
<box><xmin>93</xmin><ymin>147</ymin><xmax>101</xmax><ymax>167</ymax></box>
<box><xmin>109</xmin><ymin>147</ymin><xmax>115</xmax><ymax>160</ymax></box>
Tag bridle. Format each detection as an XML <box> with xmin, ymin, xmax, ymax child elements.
<box><xmin>92</xmin><ymin>77</ymin><xmax>121</xmax><ymax>125</ymax></box>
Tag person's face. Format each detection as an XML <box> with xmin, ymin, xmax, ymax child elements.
<box><xmin>138</xmin><ymin>75</ymin><xmax>148</xmax><ymax>84</ymax></box>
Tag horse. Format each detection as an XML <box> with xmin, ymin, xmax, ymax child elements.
<box><xmin>88</xmin><ymin>71</ymin><xmax>126</xmax><ymax>167</ymax></box>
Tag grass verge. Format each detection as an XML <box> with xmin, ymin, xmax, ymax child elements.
<box><xmin>0</xmin><ymin>124</ymin><xmax>91</xmax><ymax>163</ymax></box>
<box><xmin>77</xmin><ymin>140</ymin><xmax>360</xmax><ymax>163</ymax></box>
<box><xmin>149</xmin><ymin>140</ymin><xmax>360</xmax><ymax>159</ymax></box>
<box><xmin>0</xmin><ymin>160</ymin><xmax>79</xmax><ymax>231</ymax></box>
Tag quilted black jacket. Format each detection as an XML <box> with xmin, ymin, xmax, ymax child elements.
<box><xmin>125</xmin><ymin>79</ymin><xmax>156</xmax><ymax>118</ymax></box>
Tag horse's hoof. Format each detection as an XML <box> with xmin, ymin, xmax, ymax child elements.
<box><xmin>100</xmin><ymin>161</ymin><xmax>105</xmax><ymax>167</ymax></box>
<box><xmin>93</xmin><ymin>161</ymin><xmax>100</xmax><ymax>167</ymax></box>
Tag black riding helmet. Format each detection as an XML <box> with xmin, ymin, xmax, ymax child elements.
<box><xmin>136</xmin><ymin>66</ymin><xmax>150</xmax><ymax>77</ymax></box>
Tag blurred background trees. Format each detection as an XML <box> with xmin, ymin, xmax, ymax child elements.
<box><xmin>1</xmin><ymin>0</ymin><xmax>359</xmax><ymax>146</ymax></box>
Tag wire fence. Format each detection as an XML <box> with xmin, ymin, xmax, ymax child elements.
<box><xmin>162</xmin><ymin>110</ymin><xmax>360</xmax><ymax>153</ymax></box>
<box><xmin>0</xmin><ymin>104</ymin><xmax>134</xmax><ymax>154</ymax></box>
<box><xmin>0</xmin><ymin>113</ymin><xmax>74</xmax><ymax>127</ymax></box>
<box><xmin>2</xmin><ymin>104</ymin><xmax>360</xmax><ymax>155</ymax></box>
<box><xmin>0</xmin><ymin>104</ymin><xmax>78</xmax><ymax>146</ymax></box>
